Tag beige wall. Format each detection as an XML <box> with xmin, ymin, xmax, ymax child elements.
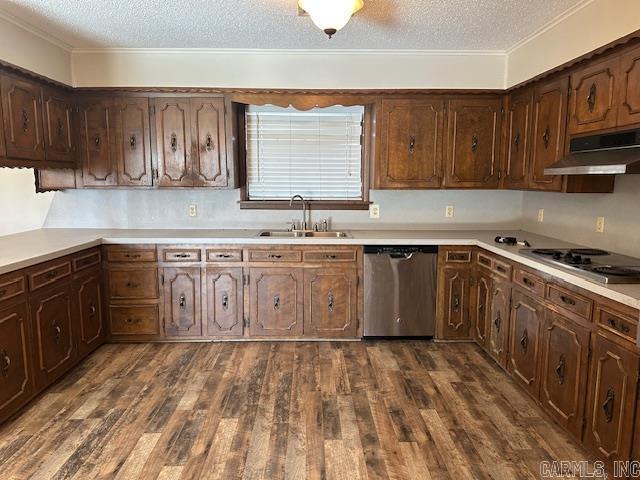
<box><xmin>0</xmin><ymin>168</ymin><xmax>54</xmax><ymax>236</ymax></box>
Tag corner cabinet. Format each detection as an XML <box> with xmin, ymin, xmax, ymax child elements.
<box><xmin>375</xmin><ymin>98</ymin><xmax>445</xmax><ymax>188</ymax></box>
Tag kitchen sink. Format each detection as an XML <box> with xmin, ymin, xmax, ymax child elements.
<box><xmin>257</xmin><ymin>230</ymin><xmax>350</xmax><ymax>238</ymax></box>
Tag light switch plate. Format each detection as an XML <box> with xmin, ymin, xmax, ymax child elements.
<box><xmin>369</xmin><ymin>204</ymin><xmax>380</xmax><ymax>219</ymax></box>
<box><xmin>445</xmin><ymin>206</ymin><xmax>454</xmax><ymax>218</ymax></box>
<box><xmin>538</xmin><ymin>209</ymin><xmax>544</xmax><ymax>222</ymax></box>
<box><xmin>596</xmin><ymin>216</ymin><xmax>605</xmax><ymax>233</ymax></box>
<box><xmin>189</xmin><ymin>204</ymin><xmax>198</xmax><ymax>217</ymax></box>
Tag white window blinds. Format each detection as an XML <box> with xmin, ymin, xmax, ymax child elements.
<box><xmin>245</xmin><ymin>105</ymin><xmax>364</xmax><ymax>200</ymax></box>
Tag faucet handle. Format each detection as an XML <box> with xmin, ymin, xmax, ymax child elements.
<box><xmin>321</xmin><ymin>218</ymin><xmax>329</xmax><ymax>232</ymax></box>
<box><xmin>287</xmin><ymin>220</ymin><xmax>298</xmax><ymax>232</ymax></box>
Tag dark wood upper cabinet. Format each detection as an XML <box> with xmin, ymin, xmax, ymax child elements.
<box><xmin>617</xmin><ymin>44</ymin><xmax>640</xmax><ymax>127</ymax></box>
<box><xmin>529</xmin><ymin>76</ymin><xmax>567</xmax><ymax>192</ymax></box>
<box><xmin>502</xmin><ymin>89</ymin><xmax>532</xmax><ymax>189</ymax></box>
<box><xmin>154</xmin><ymin>98</ymin><xmax>192</xmax><ymax>187</ymax></box>
<box><xmin>191</xmin><ymin>97</ymin><xmax>228</xmax><ymax>187</ymax></box>
<box><xmin>0</xmin><ymin>93</ymin><xmax>6</xmax><ymax>158</ymax></box>
<box><xmin>1</xmin><ymin>73</ymin><xmax>45</xmax><ymax>162</ymax></box>
<box><xmin>115</xmin><ymin>97</ymin><xmax>152</xmax><ymax>186</ymax></box>
<box><xmin>163</xmin><ymin>267</ymin><xmax>202</xmax><ymax>338</ymax></box>
<box><xmin>376</xmin><ymin>98</ymin><xmax>445</xmax><ymax>188</ymax></box>
<box><xmin>569</xmin><ymin>56</ymin><xmax>619</xmax><ymax>135</ymax></box>
<box><xmin>443</xmin><ymin>97</ymin><xmax>502</xmax><ymax>188</ymax></box>
<box><xmin>42</xmin><ymin>87</ymin><xmax>75</xmax><ymax>165</ymax></box>
<box><xmin>78</xmin><ymin>97</ymin><xmax>118</xmax><ymax>187</ymax></box>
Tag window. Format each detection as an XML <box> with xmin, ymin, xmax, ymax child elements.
<box><xmin>244</xmin><ymin>105</ymin><xmax>365</xmax><ymax>203</ymax></box>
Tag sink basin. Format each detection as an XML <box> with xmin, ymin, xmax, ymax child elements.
<box><xmin>257</xmin><ymin>230</ymin><xmax>350</xmax><ymax>238</ymax></box>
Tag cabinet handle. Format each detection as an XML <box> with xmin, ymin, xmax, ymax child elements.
<box><xmin>496</xmin><ymin>265</ymin><xmax>507</xmax><ymax>274</ymax></box>
<box><xmin>0</xmin><ymin>350</ymin><xmax>10</xmax><ymax>377</ymax></box>
<box><xmin>273</xmin><ymin>294</ymin><xmax>280</xmax><ymax>311</ymax></box>
<box><xmin>494</xmin><ymin>311</ymin><xmax>501</xmax><ymax>331</ymax></box>
<box><xmin>452</xmin><ymin>296</ymin><xmax>460</xmax><ymax>312</ymax></box>
<box><xmin>520</xmin><ymin>328</ymin><xmax>528</xmax><ymax>352</ymax></box>
<box><xmin>53</xmin><ymin>324</ymin><xmax>62</xmax><ymax>344</ymax></box>
<box><xmin>174</xmin><ymin>253</ymin><xmax>191</xmax><ymax>258</ymax></box>
<box><xmin>94</xmin><ymin>135</ymin><xmax>101</xmax><ymax>147</ymax></box>
<box><xmin>621</xmin><ymin>324</ymin><xmax>630</xmax><ymax>333</ymax></box>
<box><xmin>555</xmin><ymin>354</ymin><xmax>566</xmax><ymax>385</ymax></box>
<box><xmin>129</xmin><ymin>134</ymin><xmax>137</xmax><ymax>150</ymax></box>
<box><xmin>587</xmin><ymin>83</ymin><xmax>597</xmax><ymax>113</ymax></box>
<box><xmin>408</xmin><ymin>135</ymin><xmax>416</xmax><ymax>154</ymax></box>
<box><xmin>179</xmin><ymin>294</ymin><xmax>187</xmax><ymax>309</ymax></box>
<box><xmin>478</xmin><ymin>303</ymin><xmax>484</xmax><ymax>312</ymax></box>
<box><xmin>324</xmin><ymin>254</ymin><xmax>338</xmax><ymax>260</ymax></box>
<box><xmin>560</xmin><ymin>295</ymin><xmax>576</xmax><ymax>306</ymax></box>
<box><xmin>542</xmin><ymin>127</ymin><xmax>550</xmax><ymax>149</ymax></box>
<box><xmin>269</xmin><ymin>254</ymin><xmax>283</xmax><ymax>260</ymax></box>
<box><xmin>126</xmin><ymin>282</ymin><xmax>140</xmax><ymax>289</ymax></box>
<box><xmin>215</xmin><ymin>253</ymin><xmax>233</xmax><ymax>259</ymax></box>
<box><xmin>602</xmin><ymin>387</ymin><xmax>615</xmax><ymax>423</ymax></box>
<box><xmin>327</xmin><ymin>292</ymin><xmax>335</xmax><ymax>313</ymax></box>
<box><xmin>126</xmin><ymin>317</ymin><xmax>142</xmax><ymax>324</ymax></box>
<box><xmin>124</xmin><ymin>253</ymin><xmax>141</xmax><ymax>259</ymax></box>
<box><xmin>89</xmin><ymin>304</ymin><xmax>97</xmax><ymax>317</ymax></box>
<box><xmin>522</xmin><ymin>277</ymin><xmax>535</xmax><ymax>288</ymax></box>
<box><xmin>170</xmin><ymin>133</ymin><xmax>178</xmax><ymax>152</ymax></box>
<box><xmin>21</xmin><ymin>108</ymin><xmax>29</xmax><ymax>132</ymax></box>
<box><xmin>471</xmin><ymin>135</ymin><xmax>479</xmax><ymax>152</ymax></box>
<box><xmin>205</xmin><ymin>133</ymin><xmax>214</xmax><ymax>151</ymax></box>
<box><xmin>221</xmin><ymin>293</ymin><xmax>229</xmax><ymax>311</ymax></box>
<box><xmin>513</xmin><ymin>132</ymin><xmax>520</xmax><ymax>151</ymax></box>
<box><xmin>45</xmin><ymin>270</ymin><xmax>59</xmax><ymax>280</ymax></box>
<box><xmin>56</xmin><ymin>118</ymin><xmax>65</xmax><ymax>137</ymax></box>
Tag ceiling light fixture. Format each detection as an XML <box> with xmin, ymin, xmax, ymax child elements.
<box><xmin>298</xmin><ymin>0</ymin><xmax>363</xmax><ymax>38</ymax></box>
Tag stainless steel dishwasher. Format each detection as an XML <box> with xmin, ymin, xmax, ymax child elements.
<box><xmin>363</xmin><ymin>246</ymin><xmax>438</xmax><ymax>337</ymax></box>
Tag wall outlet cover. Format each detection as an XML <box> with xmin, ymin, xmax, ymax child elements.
<box><xmin>445</xmin><ymin>206</ymin><xmax>454</xmax><ymax>218</ymax></box>
<box><xmin>188</xmin><ymin>204</ymin><xmax>198</xmax><ymax>217</ymax></box>
<box><xmin>369</xmin><ymin>204</ymin><xmax>380</xmax><ymax>219</ymax></box>
<box><xmin>538</xmin><ymin>209</ymin><xmax>544</xmax><ymax>222</ymax></box>
<box><xmin>596</xmin><ymin>216</ymin><xmax>605</xmax><ymax>233</ymax></box>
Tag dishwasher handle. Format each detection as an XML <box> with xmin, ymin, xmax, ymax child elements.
<box><xmin>389</xmin><ymin>252</ymin><xmax>414</xmax><ymax>260</ymax></box>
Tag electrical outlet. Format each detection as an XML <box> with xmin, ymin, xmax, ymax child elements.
<box><xmin>596</xmin><ymin>216</ymin><xmax>605</xmax><ymax>233</ymax></box>
<box><xmin>369</xmin><ymin>204</ymin><xmax>380</xmax><ymax>219</ymax></box>
<box><xmin>445</xmin><ymin>206</ymin><xmax>455</xmax><ymax>218</ymax></box>
<box><xmin>538</xmin><ymin>209</ymin><xmax>544</xmax><ymax>223</ymax></box>
<box><xmin>188</xmin><ymin>204</ymin><xmax>198</xmax><ymax>218</ymax></box>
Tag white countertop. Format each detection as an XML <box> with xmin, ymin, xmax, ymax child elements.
<box><xmin>1</xmin><ymin>227</ymin><xmax>640</xmax><ymax>310</ymax></box>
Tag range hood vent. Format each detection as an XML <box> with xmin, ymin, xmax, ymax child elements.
<box><xmin>544</xmin><ymin>128</ymin><xmax>640</xmax><ymax>175</ymax></box>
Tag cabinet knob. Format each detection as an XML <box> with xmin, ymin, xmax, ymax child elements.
<box><xmin>89</xmin><ymin>304</ymin><xmax>97</xmax><ymax>317</ymax></box>
<box><xmin>452</xmin><ymin>296</ymin><xmax>460</xmax><ymax>312</ymax></box>
<box><xmin>129</xmin><ymin>134</ymin><xmax>137</xmax><ymax>150</ymax></box>
<box><xmin>0</xmin><ymin>350</ymin><xmax>10</xmax><ymax>377</ymax></box>
<box><xmin>179</xmin><ymin>294</ymin><xmax>187</xmax><ymax>309</ymax></box>
<box><xmin>221</xmin><ymin>293</ymin><xmax>229</xmax><ymax>311</ymax></box>
<box><xmin>53</xmin><ymin>324</ymin><xmax>62</xmax><ymax>344</ymax></box>
<box><xmin>94</xmin><ymin>135</ymin><xmax>101</xmax><ymax>147</ymax></box>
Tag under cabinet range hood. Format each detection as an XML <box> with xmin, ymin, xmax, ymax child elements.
<box><xmin>544</xmin><ymin>128</ymin><xmax>640</xmax><ymax>175</ymax></box>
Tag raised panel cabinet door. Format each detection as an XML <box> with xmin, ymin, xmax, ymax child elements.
<box><xmin>617</xmin><ymin>44</ymin><xmax>640</xmax><ymax>127</ymax></box>
<box><xmin>74</xmin><ymin>271</ymin><xmax>103</xmax><ymax>358</ymax></box>
<box><xmin>502</xmin><ymin>89</ymin><xmax>533</xmax><ymax>189</ymax></box>
<box><xmin>304</xmin><ymin>268</ymin><xmax>358</xmax><ymax>338</ymax></box>
<box><xmin>376</xmin><ymin>98</ymin><xmax>444</xmax><ymax>188</ymax></box>
<box><xmin>473</xmin><ymin>272</ymin><xmax>491</xmax><ymax>348</ymax></box>
<box><xmin>191</xmin><ymin>97</ymin><xmax>228</xmax><ymax>187</ymax></box>
<box><xmin>204</xmin><ymin>267</ymin><xmax>243</xmax><ymax>336</ymax></box>
<box><xmin>438</xmin><ymin>267</ymin><xmax>472</xmax><ymax>339</ymax></box>
<box><xmin>0</xmin><ymin>302</ymin><xmax>34</xmax><ymax>423</ymax></box>
<box><xmin>0</xmin><ymin>74</ymin><xmax>45</xmax><ymax>161</ymax></box>
<box><xmin>488</xmin><ymin>279</ymin><xmax>511</xmax><ymax>367</ymax></box>
<box><xmin>249</xmin><ymin>267</ymin><xmax>303</xmax><ymax>337</ymax></box>
<box><xmin>30</xmin><ymin>284</ymin><xmax>76</xmax><ymax>389</ymax></box>
<box><xmin>78</xmin><ymin>98</ymin><xmax>118</xmax><ymax>186</ymax></box>
<box><xmin>0</xmin><ymin>91</ymin><xmax>6</xmax><ymax>157</ymax></box>
<box><xmin>443</xmin><ymin>97</ymin><xmax>502</xmax><ymax>188</ymax></box>
<box><xmin>569</xmin><ymin>56</ymin><xmax>619</xmax><ymax>135</ymax></box>
<box><xmin>508</xmin><ymin>291</ymin><xmax>543</xmax><ymax>398</ymax></box>
<box><xmin>163</xmin><ymin>267</ymin><xmax>202</xmax><ymax>338</ymax></box>
<box><xmin>530</xmin><ymin>76</ymin><xmax>567</xmax><ymax>191</ymax></box>
<box><xmin>115</xmin><ymin>97</ymin><xmax>152</xmax><ymax>186</ymax></box>
<box><xmin>539</xmin><ymin>311</ymin><xmax>590</xmax><ymax>439</ymax></box>
<box><xmin>42</xmin><ymin>87</ymin><xmax>75</xmax><ymax>165</ymax></box>
<box><xmin>154</xmin><ymin>98</ymin><xmax>193</xmax><ymax>187</ymax></box>
<box><xmin>584</xmin><ymin>334</ymin><xmax>639</xmax><ymax>461</ymax></box>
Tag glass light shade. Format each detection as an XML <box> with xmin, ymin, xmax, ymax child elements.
<box><xmin>298</xmin><ymin>0</ymin><xmax>364</xmax><ymax>37</ymax></box>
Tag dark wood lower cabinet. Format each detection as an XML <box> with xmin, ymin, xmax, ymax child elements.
<box><xmin>488</xmin><ymin>279</ymin><xmax>511</xmax><ymax>367</ymax></box>
<box><xmin>473</xmin><ymin>271</ymin><xmax>491</xmax><ymax>348</ymax></box>
<box><xmin>584</xmin><ymin>333</ymin><xmax>639</xmax><ymax>461</ymax></box>
<box><xmin>508</xmin><ymin>290</ymin><xmax>543</xmax><ymax>397</ymax></box>
<box><xmin>204</xmin><ymin>267</ymin><xmax>243</xmax><ymax>336</ymax></box>
<box><xmin>438</xmin><ymin>266</ymin><xmax>473</xmax><ymax>339</ymax></box>
<box><xmin>74</xmin><ymin>270</ymin><xmax>104</xmax><ymax>358</ymax></box>
<box><xmin>0</xmin><ymin>302</ymin><xmax>34</xmax><ymax>423</ymax></box>
<box><xmin>163</xmin><ymin>267</ymin><xmax>202</xmax><ymax>338</ymax></box>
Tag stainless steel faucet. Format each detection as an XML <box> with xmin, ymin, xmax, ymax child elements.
<box><xmin>289</xmin><ymin>195</ymin><xmax>308</xmax><ymax>231</ymax></box>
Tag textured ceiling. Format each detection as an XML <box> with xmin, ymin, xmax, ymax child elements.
<box><xmin>1</xmin><ymin>0</ymin><xmax>587</xmax><ymax>50</ymax></box>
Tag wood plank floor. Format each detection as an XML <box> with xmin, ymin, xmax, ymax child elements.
<box><xmin>0</xmin><ymin>341</ymin><xmax>601</xmax><ymax>480</ymax></box>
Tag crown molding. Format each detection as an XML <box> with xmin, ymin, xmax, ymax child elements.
<box><xmin>0</xmin><ymin>8</ymin><xmax>73</xmax><ymax>52</ymax></box>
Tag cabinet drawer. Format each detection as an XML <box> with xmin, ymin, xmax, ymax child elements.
<box><xmin>0</xmin><ymin>273</ymin><xmax>27</xmax><ymax>303</ymax></box>
<box><xmin>28</xmin><ymin>260</ymin><xmax>72</xmax><ymax>292</ymax></box>
<box><xmin>477</xmin><ymin>252</ymin><xmax>493</xmax><ymax>269</ymax></box>
<box><xmin>109</xmin><ymin>305</ymin><xmax>159</xmax><ymax>335</ymax></box>
<box><xmin>161</xmin><ymin>248</ymin><xmax>202</xmax><ymax>263</ymax></box>
<box><xmin>303</xmin><ymin>250</ymin><xmax>357</xmax><ymax>263</ymax></box>
<box><xmin>72</xmin><ymin>249</ymin><xmax>101</xmax><ymax>272</ymax></box>
<box><xmin>493</xmin><ymin>259</ymin><xmax>512</xmax><ymax>280</ymax></box>
<box><xmin>596</xmin><ymin>306</ymin><xmax>638</xmax><ymax>343</ymax></box>
<box><xmin>513</xmin><ymin>267</ymin><xmax>545</xmax><ymax>297</ymax></box>
<box><xmin>444</xmin><ymin>250</ymin><xmax>472</xmax><ymax>263</ymax></box>
<box><xmin>248</xmin><ymin>250</ymin><xmax>302</xmax><ymax>263</ymax></box>
<box><xmin>106</xmin><ymin>247</ymin><xmax>157</xmax><ymax>263</ymax></box>
<box><xmin>546</xmin><ymin>284</ymin><xmax>594</xmax><ymax>320</ymax></box>
<box><xmin>108</xmin><ymin>268</ymin><xmax>159</xmax><ymax>300</ymax></box>
<box><xmin>206</xmin><ymin>249</ymin><xmax>243</xmax><ymax>262</ymax></box>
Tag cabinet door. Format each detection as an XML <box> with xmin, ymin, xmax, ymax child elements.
<box><xmin>584</xmin><ymin>333</ymin><xmax>639</xmax><ymax>461</ymax></box>
<box><xmin>473</xmin><ymin>272</ymin><xmax>492</xmax><ymax>348</ymax></box>
<box><xmin>191</xmin><ymin>98</ymin><xmax>228</xmax><ymax>187</ymax></box>
<box><xmin>530</xmin><ymin>76</ymin><xmax>567</xmax><ymax>191</ymax></box>
<box><xmin>488</xmin><ymin>279</ymin><xmax>511</xmax><ymax>367</ymax></box>
<box><xmin>163</xmin><ymin>267</ymin><xmax>202</xmax><ymax>338</ymax></box>
<box><xmin>438</xmin><ymin>267</ymin><xmax>472</xmax><ymax>339</ymax></box>
<box><xmin>249</xmin><ymin>267</ymin><xmax>303</xmax><ymax>337</ymax></box>
<box><xmin>304</xmin><ymin>268</ymin><xmax>358</xmax><ymax>338</ymax></box>
<box><xmin>508</xmin><ymin>291</ymin><xmax>543</xmax><ymax>398</ymax></box>
<box><xmin>78</xmin><ymin>98</ymin><xmax>117</xmax><ymax>186</ymax></box>
<box><xmin>0</xmin><ymin>302</ymin><xmax>34</xmax><ymax>423</ymax></box>
<box><xmin>1</xmin><ymin>74</ymin><xmax>45</xmax><ymax>161</ymax></box>
<box><xmin>42</xmin><ymin>87</ymin><xmax>75</xmax><ymax>165</ymax></box>
<box><xmin>617</xmin><ymin>44</ymin><xmax>640</xmax><ymax>127</ymax></box>
<box><xmin>376</xmin><ymin>98</ymin><xmax>444</xmax><ymax>188</ymax></box>
<box><xmin>0</xmin><ymin>92</ymin><xmax>6</xmax><ymax>157</ymax></box>
<box><xmin>31</xmin><ymin>284</ymin><xmax>76</xmax><ymax>389</ymax></box>
<box><xmin>115</xmin><ymin>97</ymin><xmax>152</xmax><ymax>186</ymax></box>
<box><xmin>204</xmin><ymin>267</ymin><xmax>243</xmax><ymax>336</ymax></box>
<box><xmin>443</xmin><ymin>97</ymin><xmax>502</xmax><ymax>188</ymax></box>
<box><xmin>539</xmin><ymin>311</ymin><xmax>590</xmax><ymax>439</ymax></box>
<box><xmin>502</xmin><ymin>89</ymin><xmax>532</xmax><ymax>189</ymax></box>
<box><xmin>74</xmin><ymin>271</ymin><xmax>103</xmax><ymax>358</ymax></box>
<box><xmin>154</xmin><ymin>98</ymin><xmax>193</xmax><ymax>187</ymax></box>
<box><xmin>569</xmin><ymin>56</ymin><xmax>619</xmax><ymax>135</ymax></box>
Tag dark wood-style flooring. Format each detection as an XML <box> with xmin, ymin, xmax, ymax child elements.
<box><xmin>0</xmin><ymin>341</ymin><xmax>600</xmax><ymax>479</ymax></box>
